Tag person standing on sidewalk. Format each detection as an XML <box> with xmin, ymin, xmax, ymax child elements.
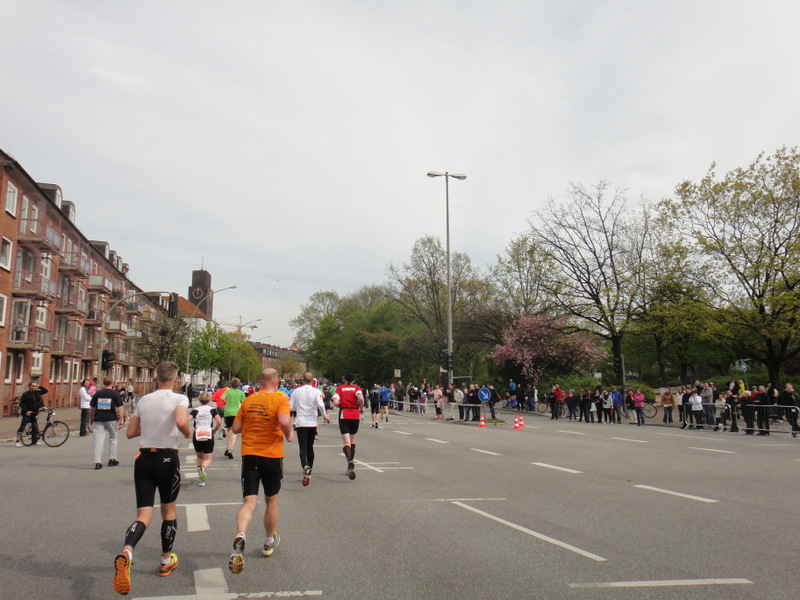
<box><xmin>229</xmin><ymin>368</ymin><xmax>294</xmax><ymax>574</ymax></box>
<box><xmin>15</xmin><ymin>380</ymin><xmax>48</xmax><ymax>446</ymax></box>
<box><xmin>222</xmin><ymin>378</ymin><xmax>246</xmax><ymax>459</ymax></box>
<box><xmin>289</xmin><ymin>372</ymin><xmax>329</xmax><ymax>486</ymax></box>
<box><xmin>112</xmin><ymin>361</ymin><xmax>191</xmax><ymax>595</ymax></box>
<box><xmin>79</xmin><ymin>379</ymin><xmax>93</xmax><ymax>436</ymax></box>
<box><xmin>90</xmin><ymin>376</ymin><xmax>124</xmax><ymax>469</ymax></box>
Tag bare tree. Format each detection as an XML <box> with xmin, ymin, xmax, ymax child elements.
<box><xmin>529</xmin><ymin>181</ymin><xmax>652</xmax><ymax>384</ymax></box>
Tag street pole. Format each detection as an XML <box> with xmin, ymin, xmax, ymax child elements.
<box><xmin>427</xmin><ymin>171</ymin><xmax>466</xmax><ymax>387</ymax></box>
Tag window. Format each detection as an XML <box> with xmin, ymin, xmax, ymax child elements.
<box><xmin>29</xmin><ymin>204</ymin><xmax>38</xmax><ymax>234</ymax></box>
<box><xmin>41</xmin><ymin>254</ymin><xmax>52</xmax><ymax>280</ymax></box>
<box><xmin>5</xmin><ymin>182</ymin><xmax>17</xmax><ymax>216</ymax></box>
<box><xmin>0</xmin><ymin>293</ymin><xmax>6</xmax><ymax>327</ymax></box>
<box><xmin>61</xmin><ymin>359</ymin><xmax>70</xmax><ymax>383</ymax></box>
<box><xmin>14</xmin><ymin>353</ymin><xmax>23</xmax><ymax>383</ymax></box>
<box><xmin>31</xmin><ymin>352</ymin><xmax>43</xmax><ymax>374</ymax></box>
<box><xmin>11</xmin><ymin>299</ymin><xmax>31</xmax><ymax>342</ymax></box>
<box><xmin>0</xmin><ymin>237</ymin><xmax>11</xmax><ymax>271</ymax></box>
<box><xmin>49</xmin><ymin>356</ymin><xmax>57</xmax><ymax>382</ymax></box>
<box><xmin>2</xmin><ymin>352</ymin><xmax>8</xmax><ymax>383</ymax></box>
<box><xmin>36</xmin><ymin>306</ymin><xmax>49</xmax><ymax>328</ymax></box>
<box><xmin>72</xmin><ymin>361</ymin><xmax>79</xmax><ymax>382</ymax></box>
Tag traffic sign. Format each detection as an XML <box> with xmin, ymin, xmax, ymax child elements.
<box><xmin>478</xmin><ymin>388</ymin><xmax>491</xmax><ymax>402</ymax></box>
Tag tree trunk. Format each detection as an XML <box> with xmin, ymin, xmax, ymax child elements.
<box><xmin>611</xmin><ymin>335</ymin><xmax>624</xmax><ymax>387</ymax></box>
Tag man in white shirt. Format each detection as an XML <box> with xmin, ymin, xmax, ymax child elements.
<box><xmin>289</xmin><ymin>372</ymin><xmax>329</xmax><ymax>486</ymax></box>
<box><xmin>112</xmin><ymin>362</ymin><xmax>191</xmax><ymax>595</ymax></box>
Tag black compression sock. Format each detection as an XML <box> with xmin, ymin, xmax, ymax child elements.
<box><xmin>124</xmin><ymin>521</ymin><xmax>147</xmax><ymax>549</ymax></box>
<box><xmin>161</xmin><ymin>519</ymin><xmax>177</xmax><ymax>554</ymax></box>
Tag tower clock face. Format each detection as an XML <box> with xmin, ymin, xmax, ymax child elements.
<box><xmin>191</xmin><ymin>288</ymin><xmax>206</xmax><ymax>301</ymax></box>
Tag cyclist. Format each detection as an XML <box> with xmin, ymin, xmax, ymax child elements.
<box><xmin>16</xmin><ymin>381</ymin><xmax>48</xmax><ymax>447</ymax></box>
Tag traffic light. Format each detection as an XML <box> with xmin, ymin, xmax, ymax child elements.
<box><xmin>101</xmin><ymin>349</ymin><xmax>115</xmax><ymax>370</ymax></box>
<box><xmin>168</xmin><ymin>292</ymin><xmax>179</xmax><ymax>318</ymax></box>
<box><xmin>440</xmin><ymin>349</ymin><xmax>449</xmax><ymax>370</ymax></box>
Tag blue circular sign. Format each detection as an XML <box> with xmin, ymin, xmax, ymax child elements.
<box><xmin>478</xmin><ymin>388</ymin><xmax>491</xmax><ymax>402</ymax></box>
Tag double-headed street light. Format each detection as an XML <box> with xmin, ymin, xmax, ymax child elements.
<box><xmin>427</xmin><ymin>171</ymin><xmax>467</xmax><ymax>386</ymax></box>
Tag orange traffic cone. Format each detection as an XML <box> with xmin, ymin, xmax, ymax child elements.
<box><xmin>519</xmin><ymin>415</ymin><xmax>525</xmax><ymax>428</ymax></box>
<box><xmin>479</xmin><ymin>414</ymin><xmax>486</xmax><ymax>428</ymax></box>
<box><xmin>513</xmin><ymin>415</ymin><xmax>519</xmax><ymax>430</ymax></box>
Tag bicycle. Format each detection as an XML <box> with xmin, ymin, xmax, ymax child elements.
<box><xmin>20</xmin><ymin>408</ymin><xmax>70</xmax><ymax>447</ymax></box>
<box><xmin>643</xmin><ymin>401</ymin><xmax>658</xmax><ymax>419</ymax></box>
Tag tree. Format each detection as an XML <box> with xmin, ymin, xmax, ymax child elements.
<box><xmin>133</xmin><ymin>315</ymin><xmax>190</xmax><ymax>370</ymax></box>
<box><xmin>663</xmin><ymin>147</ymin><xmax>800</xmax><ymax>385</ymax></box>
<box><xmin>529</xmin><ymin>182</ymin><xmax>652</xmax><ymax>384</ymax></box>
<box><xmin>290</xmin><ymin>290</ymin><xmax>341</xmax><ymax>350</ymax></box>
<box><xmin>489</xmin><ymin>314</ymin><xmax>605</xmax><ymax>386</ymax></box>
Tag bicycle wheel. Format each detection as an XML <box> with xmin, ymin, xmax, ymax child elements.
<box><xmin>42</xmin><ymin>421</ymin><xmax>70</xmax><ymax>447</ymax></box>
<box><xmin>537</xmin><ymin>401</ymin><xmax>548</xmax><ymax>413</ymax></box>
<box><xmin>20</xmin><ymin>424</ymin><xmax>34</xmax><ymax>446</ymax></box>
<box><xmin>643</xmin><ymin>404</ymin><xmax>657</xmax><ymax>419</ymax></box>
<box><xmin>558</xmin><ymin>404</ymin><xmax>567</xmax><ymax>418</ymax></box>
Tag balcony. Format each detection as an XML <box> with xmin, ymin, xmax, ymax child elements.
<box><xmin>18</xmin><ymin>218</ymin><xmax>61</xmax><ymax>253</ymax></box>
<box><xmin>84</xmin><ymin>308</ymin><xmax>106</xmax><ymax>327</ymax></box>
<box><xmin>58</xmin><ymin>250</ymin><xmax>91</xmax><ymax>278</ymax></box>
<box><xmin>126</xmin><ymin>301</ymin><xmax>143</xmax><ymax>315</ymax></box>
<box><xmin>141</xmin><ymin>306</ymin><xmax>158</xmax><ymax>321</ymax></box>
<box><xmin>51</xmin><ymin>336</ymin><xmax>86</xmax><ymax>357</ymax></box>
<box><xmin>106</xmin><ymin>319</ymin><xmax>129</xmax><ymax>335</ymax></box>
<box><xmin>87</xmin><ymin>275</ymin><xmax>112</xmax><ymax>294</ymax></box>
<box><xmin>54</xmin><ymin>291</ymin><xmax>89</xmax><ymax>317</ymax></box>
<box><xmin>7</xmin><ymin>325</ymin><xmax>52</xmax><ymax>351</ymax></box>
<box><xmin>12</xmin><ymin>272</ymin><xmax>58</xmax><ymax>301</ymax></box>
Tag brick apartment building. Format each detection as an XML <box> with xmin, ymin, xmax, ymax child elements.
<box><xmin>0</xmin><ymin>149</ymin><xmax>169</xmax><ymax>416</ymax></box>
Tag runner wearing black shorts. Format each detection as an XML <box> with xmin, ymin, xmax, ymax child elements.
<box><xmin>112</xmin><ymin>362</ymin><xmax>191</xmax><ymax>596</ymax></box>
<box><xmin>369</xmin><ymin>384</ymin><xmax>381</xmax><ymax>429</ymax></box>
<box><xmin>333</xmin><ymin>373</ymin><xmax>364</xmax><ymax>480</ymax></box>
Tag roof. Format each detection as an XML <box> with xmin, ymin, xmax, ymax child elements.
<box><xmin>178</xmin><ymin>296</ymin><xmax>208</xmax><ymax>319</ymax></box>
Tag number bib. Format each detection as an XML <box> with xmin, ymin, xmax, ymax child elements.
<box><xmin>196</xmin><ymin>427</ymin><xmax>212</xmax><ymax>441</ymax></box>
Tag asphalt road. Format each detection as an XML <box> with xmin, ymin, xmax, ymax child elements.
<box><xmin>0</xmin><ymin>409</ymin><xmax>797</xmax><ymax>599</ymax></box>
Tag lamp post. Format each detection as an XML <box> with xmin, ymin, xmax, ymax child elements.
<box><xmin>185</xmin><ymin>285</ymin><xmax>236</xmax><ymax>387</ymax></box>
<box><xmin>427</xmin><ymin>170</ymin><xmax>466</xmax><ymax>386</ymax></box>
<box><xmin>236</xmin><ymin>318</ymin><xmax>262</xmax><ymax>333</ymax></box>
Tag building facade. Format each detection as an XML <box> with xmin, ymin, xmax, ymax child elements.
<box><xmin>0</xmin><ymin>149</ymin><xmax>167</xmax><ymax>416</ymax></box>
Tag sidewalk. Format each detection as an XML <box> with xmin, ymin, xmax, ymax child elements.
<box><xmin>0</xmin><ymin>406</ymin><xmax>84</xmax><ymax>443</ymax></box>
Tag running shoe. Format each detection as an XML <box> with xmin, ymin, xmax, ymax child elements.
<box><xmin>229</xmin><ymin>535</ymin><xmax>245</xmax><ymax>574</ymax></box>
<box><xmin>263</xmin><ymin>532</ymin><xmax>280</xmax><ymax>556</ymax></box>
<box><xmin>302</xmin><ymin>466</ymin><xmax>311</xmax><ymax>487</ymax></box>
<box><xmin>197</xmin><ymin>480</ymin><xmax>206</xmax><ymax>487</ymax></box>
<box><xmin>112</xmin><ymin>551</ymin><xmax>132</xmax><ymax>595</ymax></box>
<box><xmin>199</xmin><ymin>466</ymin><xmax>207</xmax><ymax>483</ymax></box>
<box><xmin>347</xmin><ymin>461</ymin><xmax>356</xmax><ymax>480</ymax></box>
<box><xmin>158</xmin><ymin>553</ymin><xmax>179</xmax><ymax>577</ymax></box>
<box><xmin>15</xmin><ymin>441</ymin><xmax>21</xmax><ymax>448</ymax></box>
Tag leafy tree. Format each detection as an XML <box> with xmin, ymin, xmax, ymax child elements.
<box><xmin>489</xmin><ymin>314</ymin><xmax>606</xmax><ymax>386</ymax></box>
<box><xmin>290</xmin><ymin>290</ymin><xmax>341</xmax><ymax>351</ymax></box>
<box><xmin>133</xmin><ymin>315</ymin><xmax>190</xmax><ymax>370</ymax></box>
<box><xmin>663</xmin><ymin>147</ymin><xmax>800</xmax><ymax>385</ymax></box>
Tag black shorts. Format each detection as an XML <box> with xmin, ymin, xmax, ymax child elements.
<box><xmin>241</xmin><ymin>455</ymin><xmax>283</xmax><ymax>498</ymax></box>
<box><xmin>338</xmin><ymin>418</ymin><xmax>360</xmax><ymax>436</ymax></box>
<box><xmin>192</xmin><ymin>436</ymin><xmax>214</xmax><ymax>454</ymax></box>
<box><xmin>224</xmin><ymin>415</ymin><xmax>236</xmax><ymax>428</ymax></box>
<box><xmin>370</xmin><ymin>401</ymin><xmax>380</xmax><ymax>414</ymax></box>
<box><xmin>134</xmin><ymin>450</ymin><xmax>181</xmax><ymax>508</ymax></box>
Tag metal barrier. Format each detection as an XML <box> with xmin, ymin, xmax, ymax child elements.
<box><xmin>737</xmin><ymin>403</ymin><xmax>799</xmax><ymax>437</ymax></box>
<box><xmin>680</xmin><ymin>402</ymin><xmax>732</xmax><ymax>431</ymax></box>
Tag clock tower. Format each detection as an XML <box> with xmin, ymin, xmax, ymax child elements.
<box><xmin>188</xmin><ymin>269</ymin><xmax>213</xmax><ymax>319</ymax></box>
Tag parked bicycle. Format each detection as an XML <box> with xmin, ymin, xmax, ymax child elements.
<box><xmin>20</xmin><ymin>408</ymin><xmax>70</xmax><ymax>447</ymax></box>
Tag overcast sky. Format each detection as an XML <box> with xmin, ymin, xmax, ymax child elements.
<box><xmin>2</xmin><ymin>1</ymin><xmax>799</xmax><ymax>347</ymax></box>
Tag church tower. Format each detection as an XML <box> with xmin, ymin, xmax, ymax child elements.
<box><xmin>188</xmin><ymin>269</ymin><xmax>213</xmax><ymax>319</ymax></box>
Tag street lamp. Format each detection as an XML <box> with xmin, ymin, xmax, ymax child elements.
<box><xmin>427</xmin><ymin>171</ymin><xmax>466</xmax><ymax>386</ymax></box>
<box><xmin>236</xmin><ymin>318</ymin><xmax>262</xmax><ymax>332</ymax></box>
<box><xmin>185</xmin><ymin>285</ymin><xmax>237</xmax><ymax>386</ymax></box>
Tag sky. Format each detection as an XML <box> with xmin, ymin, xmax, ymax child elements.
<box><xmin>2</xmin><ymin>0</ymin><xmax>799</xmax><ymax>347</ymax></box>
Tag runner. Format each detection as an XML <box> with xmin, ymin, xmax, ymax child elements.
<box><xmin>228</xmin><ymin>368</ymin><xmax>294</xmax><ymax>574</ymax></box>
<box><xmin>112</xmin><ymin>362</ymin><xmax>192</xmax><ymax>596</ymax></box>
<box><xmin>368</xmin><ymin>384</ymin><xmax>381</xmax><ymax>428</ymax></box>
<box><xmin>332</xmin><ymin>373</ymin><xmax>364</xmax><ymax>480</ymax></box>
<box><xmin>190</xmin><ymin>392</ymin><xmax>222</xmax><ymax>486</ymax></box>
<box><xmin>222</xmin><ymin>378</ymin><xmax>246</xmax><ymax>459</ymax></box>
<box><xmin>380</xmin><ymin>383</ymin><xmax>391</xmax><ymax>422</ymax></box>
<box><xmin>289</xmin><ymin>372</ymin><xmax>329</xmax><ymax>486</ymax></box>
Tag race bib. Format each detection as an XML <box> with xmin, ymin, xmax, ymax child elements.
<box><xmin>196</xmin><ymin>427</ymin><xmax>212</xmax><ymax>441</ymax></box>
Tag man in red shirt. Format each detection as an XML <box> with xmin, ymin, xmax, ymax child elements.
<box><xmin>333</xmin><ymin>373</ymin><xmax>364</xmax><ymax>480</ymax></box>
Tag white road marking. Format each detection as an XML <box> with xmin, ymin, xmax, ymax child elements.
<box><xmin>568</xmin><ymin>578</ymin><xmax>752</xmax><ymax>589</ymax></box>
<box><xmin>470</xmin><ymin>448</ymin><xmax>501</xmax><ymax>456</ymax></box>
<box><xmin>453</xmin><ymin>502</ymin><xmax>605</xmax><ymax>562</ymax></box>
<box><xmin>426</xmin><ymin>438</ymin><xmax>450</xmax><ymax>444</ymax></box>
<box><xmin>612</xmin><ymin>437</ymin><xmax>647</xmax><ymax>443</ymax></box>
<box><xmin>689</xmin><ymin>446</ymin><xmax>736</xmax><ymax>454</ymax></box>
<box><xmin>393</xmin><ymin>431</ymin><xmax>413</xmax><ymax>435</ymax></box>
<box><xmin>419</xmin><ymin>497</ymin><xmax>506</xmax><ymax>502</ymax></box>
<box><xmin>657</xmin><ymin>432</ymin><xmax>732</xmax><ymax>442</ymax></box>
<box><xmin>185</xmin><ymin>504</ymin><xmax>210</xmax><ymax>532</ymax></box>
<box><xmin>559</xmin><ymin>430</ymin><xmax>585</xmax><ymax>435</ymax></box>
<box><xmin>532</xmin><ymin>462</ymin><xmax>582</xmax><ymax>474</ymax></box>
<box><xmin>634</xmin><ymin>485</ymin><xmax>718</xmax><ymax>503</ymax></box>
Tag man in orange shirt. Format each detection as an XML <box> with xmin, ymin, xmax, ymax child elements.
<box><xmin>228</xmin><ymin>369</ymin><xmax>293</xmax><ymax>574</ymax></box>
